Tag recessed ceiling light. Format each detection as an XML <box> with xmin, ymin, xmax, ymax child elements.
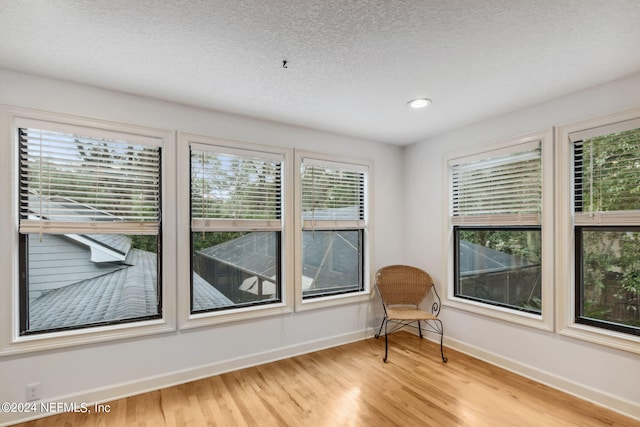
<box><xmin>407</xmin><ymin>98</ymin><xmax>432</xmax><ymax>109</ymax></box>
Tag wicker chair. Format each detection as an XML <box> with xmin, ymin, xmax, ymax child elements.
<box><xmin>374</xmin><ymin>265</ymin><xmax>447</xmax><ymax>363</ymax></box>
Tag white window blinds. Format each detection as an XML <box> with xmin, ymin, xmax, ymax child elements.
<box><xmin>574</xmin><ymin>126</ymin><xmax>640</xmax><ymax>221</ymax></box>
<box><xmin>301</xmin><ymin>159</ymin><xmax>366</xmax><ymax>227</ymax></box>
<box><xmin>190</xmin><ymin>145</ymin><xmax>283</xmax><ymax>231</ymax></box>
<box><xmin>574</xmin><ymin>129</ymin><xmax>640</xmax><ymax>213</ymax></box>
<box><xmin>19</xmin><ymin>127</ymin><xmax>161</xmax><ymax>235</ymax></box>
<box><xmin>450</xmin><ymin>142</ymin><xmax>542</xmax><ymax>226</ymax></box>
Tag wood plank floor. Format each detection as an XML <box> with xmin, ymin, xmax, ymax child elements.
<box><xmin>12</xmin><ymin>332</ymin><xmax>638</xmax><ymax>426</ymax></box>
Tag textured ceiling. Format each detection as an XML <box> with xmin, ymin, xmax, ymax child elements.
<box><xmin>2</xmin><ymin>1</ymin><xmax>640</xmax><ymax>145</ymax></box>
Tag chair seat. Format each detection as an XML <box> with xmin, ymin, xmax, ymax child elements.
<box><xmin>386</xmin><ymin>307</ymin><xmax>437</xmax><ymax>321</ymax></box>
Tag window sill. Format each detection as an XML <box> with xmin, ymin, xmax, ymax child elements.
<box><xmin>296</xmin><ymin>290</ymin><xmax>372</xmax><ymax>312</ymax></box>
<box><xmin>0</xmin><ymin>318</ymin><xmax>175</xmax><ymax>356</ymax></box>
<box><xmin>179</xmin><ymin>302</ymin><xmax>293</xmax><ymax>330</ymax></box>
<box><xmin>443</xmin><ymin>296</ymin><xmax>553</xmax><ymax>331</ymax></box>
<box><xmin>558</xmin><ymin>322</ymin><xmax>640</xmax><ymax>355</ymax></box>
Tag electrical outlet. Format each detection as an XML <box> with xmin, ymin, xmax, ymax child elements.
<box><xmin>26</xmin><ymin>382</ymin><xmax>40</xmax><ymax>401</ymax></box>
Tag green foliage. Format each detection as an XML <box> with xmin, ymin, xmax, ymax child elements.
<box><xmin>577</xmin><ymin>128</ymin><xmax>640</xmax><ymax>328</ymax></box>
<box><xmin>191</xmin><ymin>153</ymin><xmax>281</xmax><ymax>220</ymax></box>
<box><xmin>130</xmin><ymin>235</ymin><xmax>158</xmax><ymax>252</ymax></box>
<box><xmin>24</xmin><ymin>136</ymin><xmax>159</xmax><ymax>220</ymax></box>
<box><xmin>580</xmin><ymin>128</ymin><xmax>640</xmax><ymax>212</ymax></box>
<box><xmin>521</xmin><ymin>296</ymin><xmax>542</xmax><ymax>312</ymax></box>
<box><xmin>458</xmin><ymin>229</ymin><xmax>541</xmax><ymax>312</ymax></box>
<box><xmin>619</xmin><ymin>236</ymin><xmax>640</xmax><ymax>295</ymax></box>
<box><xmin>458</xmin><ymin>229</ymin><xmax>540</xmax><ymax>263</ymax></box>
<box><xmin>301</xmin><ymin>166</ymin><xmax>362</xmax><ymax>212</ymax></box>
<box><xmin>192</xmin><ymin>231</ymin><xmax>248</xmax><ymax>252</ymax></box>
<box><xmin>582</xmin><ymin>231</ymin><xmax>640</xmax><ymax>328</ymax></box>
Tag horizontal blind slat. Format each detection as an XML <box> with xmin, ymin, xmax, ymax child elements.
<box><xmin>19</xmin><ymin>219</ymin><xmax>160</xmax><ymax>235</ymax></box>
<box><xmin>451</xmin><ymin>145</ymin><xmax>541</xmax><ymax>219</ymax></box>
<box><xmin>574</xmin><ymin>126</ymin><xmax>640</xmax><ymax>214</ymax></box>
<box><xmin>191</xmin><ymin>149</ymin><xmax>282</xmax><ymax>221</ymax></box>
<box><xmin>19</xmin><ymin>128</ymin><xmax>161</xmax><ymax>224</ymax></box>
<box><xmin>301</xmin><ymin>163</ymin><xmax>365</xmax><ymax>221</ymax></box>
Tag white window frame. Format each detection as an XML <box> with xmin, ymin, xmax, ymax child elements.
<box><xmin>442</xmin><ymin>129</ymin><xmax>554</xmax><ymax>331</ymax></box>
<box><xmin>177</xmin><ymin>133</ymin><xmax>293</xmax><ymax>329</ymax></box>
<box><xmin>556</xmin><ymin>108</ymin><xmax>640</xmax><ymax>354</ymax></box>
<box><xmin>0</xmin><ymin>106</ymin><xmax>177</xmax><ymax>356</ymax></box>
<box><xmin>293</xmin><ymin>150</ymin><xmax>372</xmax><ymax>312</ymax></box>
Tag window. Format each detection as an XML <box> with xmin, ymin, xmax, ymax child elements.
<box><xmin>1</xmin><ymin>107</ymin><xmax>176</xmax><ymax>355</ymax></box>
<box><xmin>573</xmin><ymin>124</ymin><xmax>640</xmax><ymax>336</ymax></box>
<box><xmin>454</xmin><ymin>227</ymin><xmax>541</xmax><ymax>313</ymax></box>
<box><xmin>176</xmin><ymin>134</ymin><xmax>292</xmax><ymax>327</ymax></box>
<box><xmin>19</xmin><ymin>126</ymin><xmax>162</xmax><ymax>333</ymax></box>
<box><xmin>557</xmin><ymin>109</ymin><xmax>640</xmax><ymax>352</ymax></box>
<box><xmin>445</xmin><ymin>130</ymin><xmax>553</xmax><ymax>329</ymax></box>
<box><xmin>295</xmin><ymin>152</ymin><xmax>370</xmax><ymax>309</ymax></box>
<box><xmin>189</xmin><ymin>142</ymin><xmax>284</xmax><ymax>313</ymax></box>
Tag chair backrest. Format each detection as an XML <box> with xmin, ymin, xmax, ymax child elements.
<box><xmin>375</xmin><ymin>265</ymin><xmax>434</xmax><ymax>306</ymax></box>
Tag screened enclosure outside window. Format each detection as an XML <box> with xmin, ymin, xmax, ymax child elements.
<box><xmin>190</xmin><ymin>144</ymin><xmax>283</xmax><ymax>312</ymax></box>
<box><xmin>573</xmin><ymin>124</ymin><xmax>640</xmax><ymax>336</ymax></box>
<box><xmin>450</xmin><ymin>141</ymin><xmax>542</xmax><ymax>314</ymax></box>
<box><xmin>300</xmin><ymin>158</ymin><xmax>367</xmax><ymax>299</ymax></box>
<box><xmin>454</xmin><ymin>228</ymin><xmax>541</xmax><ymax>313</ymax></box>
<box><xmin>301</xmin><ymin>230</ymin><xmax>364</xmax><ymax>298</ymax></box>
<box><xmin>18</xmin><ymin>126</ymin><xmax>162</xmax><ymax>334</ymax></box>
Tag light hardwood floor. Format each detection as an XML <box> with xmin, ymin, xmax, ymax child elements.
<box><xmin>12</xmin><ymin>332</ymin><xmax>638</xmax><ymax>426</ymax></box>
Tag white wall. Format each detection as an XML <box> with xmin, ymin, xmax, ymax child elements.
<box><xmin>0</xmin><ymin>69</ymin><xmax>404</xmax><ymax>425</ymax></box>
<box><xmin>404</xmin><ymin>71</ymin><xmax>640</xmax><ymax>420</ymax></box>
<box><xmin>3</xmin><ymin>67</ymin><xmax>639</xmax><ymax>425</ymax></box>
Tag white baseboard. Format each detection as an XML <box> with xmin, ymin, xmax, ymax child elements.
<box><xmin>2</xmin><ymin>328</ymin><xmax>375</xmax><ymax>426</ymax></box>
<box><xmin>7</xmin><ymin>327</ymin><xmax>636</xmax><ymax>426</ymax></box>
<box><xmin>434</xmin><ymin>333</ymin><xmax>640</xmax><ymax>423</ymax></box>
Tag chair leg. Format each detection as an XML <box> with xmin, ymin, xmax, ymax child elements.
<box><xmin>418</xmin><ymin>320</ymin><xmax>423</xmax><ymax>338</ymax></box>
<box><xmin>436</xmin><ymin>319</ymin><xmax>447</xmax><ymax>363</ymax></box>
<box><xmin>383</xmin><ymin>317</ymin><xmax>389</xmax><ymax>362</ymax></box>
<box><xmin>375</xmin><ymin>317</ymin><xmax>385</xmax><ymax>339</ymax></box>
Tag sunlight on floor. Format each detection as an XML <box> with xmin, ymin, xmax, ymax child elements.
<box><xmin>325</xmin><ymin>386</ymin><xmax>361</xmax><ymax>426</ymax></box>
